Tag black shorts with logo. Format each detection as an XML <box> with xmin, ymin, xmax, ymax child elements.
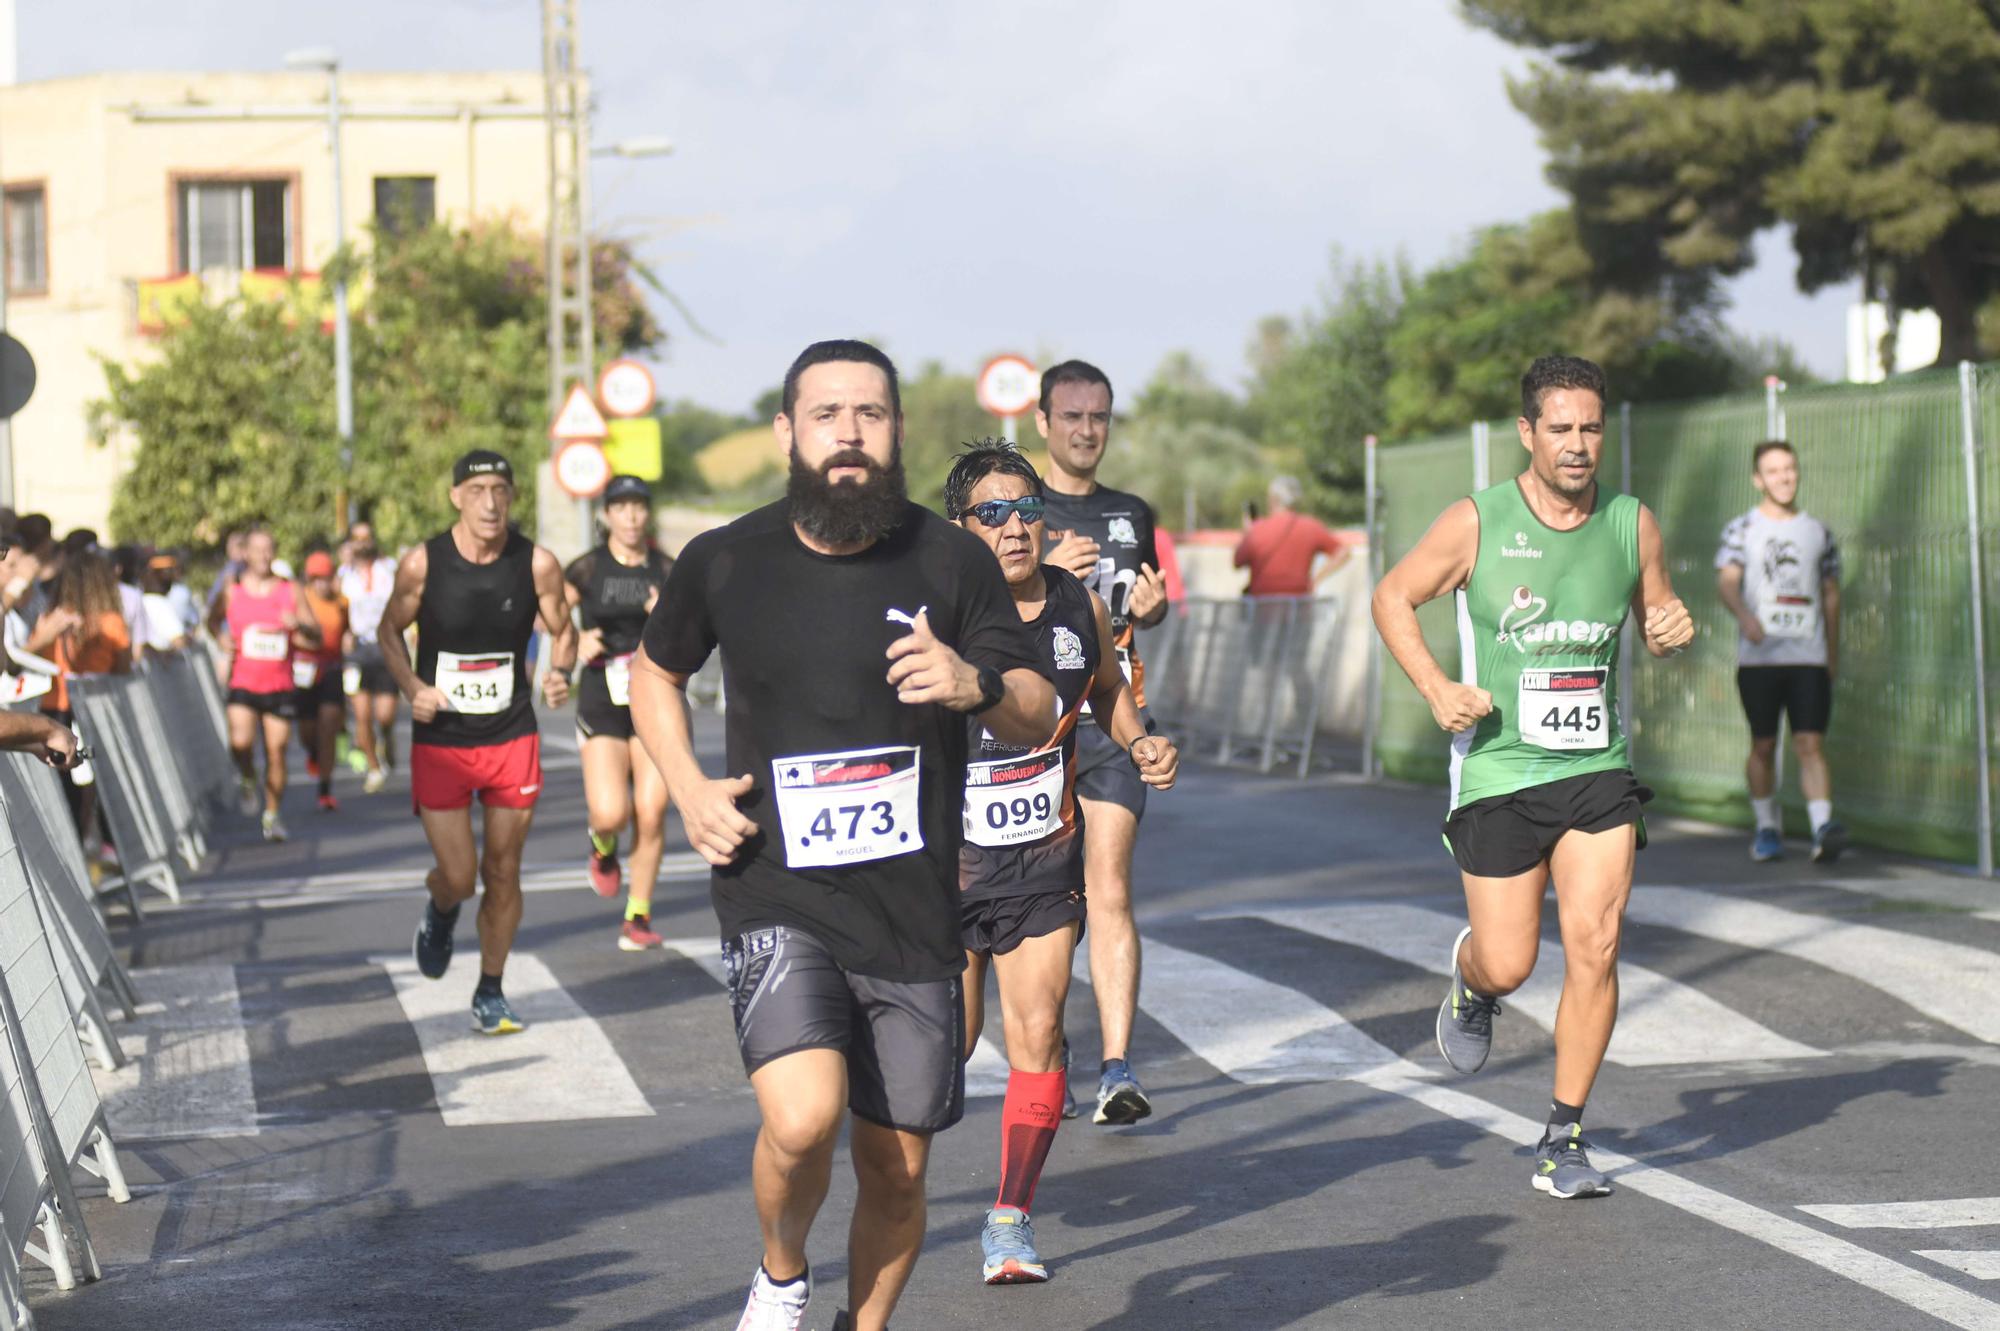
<box><xmin>1443</xmin><ymin>769</ymin><xmax>1652</xmax><ymax>879</ymax></box>
<box><xmin>1736</xmin><ymin>665</ymin><xmax>1832</xmax><ymax>740</ymax></box>
<box><xmin>227</xmin><ymin>687</ymin><xmax>297</xmax><ymax>720</ymax></box>
<box><xmin>1072</xmin><ymin>718</ymin><xmax>1149</xmax><ymax>819</ymax></box>
<box><xmin>573</xmin><ymin>668</ymin><xmax>633</xmax><ymax>742</ymax></box>
<box><xmin>721</xmin><ymin>925</ymin><xmax>965</xmax><ymax>1134</ymax></box>
<box><xmin>962</xmin><ymin>888</ymin><xmax>1087</xmax><ymax>957</ymax></box>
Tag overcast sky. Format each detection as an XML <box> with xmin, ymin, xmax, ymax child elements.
<box><xmin>19</xmin><ymin>0</ymin><xmax>1858</xmax><ymax>416</ymax></box>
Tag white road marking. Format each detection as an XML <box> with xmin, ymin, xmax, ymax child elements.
<box><xmin>663</xmin><ymin>936</ymin><xmax>1013</xmax><ymax>1096</ymax></box>
<box><xmin>1231</xmin><ymin>901</ymin><xmax>1821</xmax><ymax>1065</ymax></box>
<box><xmin>373</xmin><ymin>952</ymin><xmax>652</xmax><ymax>1127</ymax></box>
<box><xmin>1135</xmin><ymin>934</ymin><xmax>2000</xmax><ymax>1330</ymax></box>
<box><xmin>164</xmin><ymin>854</ymin><xmax>713</xmax><ymax>913</ymax></box>
<box><xmin>1919</xmin><ymin>1253</ymin><xmax>2000</xmax><ymax>1281</ymax></box>
<box><xmin>94</xmin><ymin>964</ymin><xmax>259</xmax><ymax>1140</ymax></box>
<box><xmin>1627</xmin><ymin>887</ymin><xmax>2000</xmax><ymax>1043</ymax></box>
<box><xmin>1801</xmin><ymin>1199</ymin><xmax>2000</xmax><ymax>1230</ymax></box>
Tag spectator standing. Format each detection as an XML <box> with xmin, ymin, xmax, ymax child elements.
<box><xmin>1233</xmin><ymin>476</ymin><xmax>1351</xmax><ymax>597</ymax></box>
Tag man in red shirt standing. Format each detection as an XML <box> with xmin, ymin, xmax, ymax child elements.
<box><xmin>1234</xmin><ymin>476</ymin><xmax>1350</xmax><ymax>596</ymax></box>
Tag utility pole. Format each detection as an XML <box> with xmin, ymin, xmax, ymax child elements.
<box><xmin>0</xmin><ymin>0</ymin><xmax>16</xmax><ymax>508</ymax></box>
<box><xmin>287</xmin><ymin>48</ymin><xmax>354</xmax><ymax>532</ymax></box>
<box><xmin>542</xmin><ymin>0</ymin><xmax>593</xmax><ymax>554</ymax></box>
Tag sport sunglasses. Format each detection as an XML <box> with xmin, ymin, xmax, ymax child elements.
<box><xmin>965</xmin><ymin>496</ymin><xmax>1046</xmax><ymax>528</ymax></box>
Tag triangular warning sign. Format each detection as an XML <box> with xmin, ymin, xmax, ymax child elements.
<box><xmin>549</xmin><ymin>383</ymin><xmax>609</xmax><ymax>442</ymax></box>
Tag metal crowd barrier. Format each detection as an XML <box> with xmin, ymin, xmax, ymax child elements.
<box><xmin>1144</xmin><ymin>595</ymin><xmax>1343</xmax><ymax>777</ymax></box>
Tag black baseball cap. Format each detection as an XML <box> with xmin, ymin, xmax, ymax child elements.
<box><xmin>452</xmin><ymin>450</ymin><xmax>514</xmax><ymax>486</ymax></box>
<box><xmin>603</xmin><ymin>474</ymin><xmax>653</xmax><ymax>505</ymax></box>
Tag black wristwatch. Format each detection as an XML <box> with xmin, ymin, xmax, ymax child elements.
<box><xmin>971</xmin><ymin>664</ymin><xmax>1005</xmax><ymax>713</ymax></box>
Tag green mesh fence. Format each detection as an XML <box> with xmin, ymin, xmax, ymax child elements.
<box><xmin>1375</xmin><ymin>429</ymin><xmax>1475</xmax><ymax>785</ymax></box>
<box><xmin>1375</xmin><ymin>369</ymin><xmax>1996</xmax><ymax>868</ymax></box>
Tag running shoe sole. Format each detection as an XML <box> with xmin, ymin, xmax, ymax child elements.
<box><xmin>472</xmin><ymin>1013</ymin><xmax>525</xmax><ymax>1036</ymax></box>
<box><xmin>1750</xmin><ymin>843</ymin><xmax>1782</xmax><ymax>863</ymax></box>
<box><xmin>1092</xmin><ymin>1086</ymin><xmax>1151</xmax><ymax>1125</ymax></box>
<box><xmin>617</xmin><ymin>932</ymin><xmax>663</xmax><ymax>952</ymax></box>
<box><xmin>1532</xmin><ymin>1172</ymin><xmax>1613</xmax><ymax>1200</ymax></box>
<box><xmin>982</xmin><ymin>1257</ymin><xmax>1050</xmax><ymax>1285</ymax></box>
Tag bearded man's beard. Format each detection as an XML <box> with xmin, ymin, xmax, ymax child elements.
<box><xmin>787</xmin><ymin>444</ymin><xmax>908</xmax><ymax>545</ymax></box>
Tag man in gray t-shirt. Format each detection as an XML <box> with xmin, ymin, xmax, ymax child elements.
<box><xmin>1715</xmin><ymin>440</ymin><xmax>1844</xmax><ymax>864</ymax></box>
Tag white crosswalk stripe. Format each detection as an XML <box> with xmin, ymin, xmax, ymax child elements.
<box><xmin>1626</xmin><ymin>886</ymin><xmax>2000</xmax><ymax>1043</ymax></box>
<box><xmin>374</xmin><ymin>952</ymin><xmax>653</xmax><ymax>1127</ymax></box>
<box><xmin>94</xmin><ymin>964</ymin><xmax>260</xmax><ymax>1140</ymax></box>
<box><xmin>1229</xmin><ymin>901</ymin><xmax>1822</xmax><ymax>1065</ymax></box>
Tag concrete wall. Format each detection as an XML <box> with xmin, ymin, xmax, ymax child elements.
<box><xmin>0</xmin><ymin>70</ymin><xmax>550</xmax><ymax>534</ymax></box>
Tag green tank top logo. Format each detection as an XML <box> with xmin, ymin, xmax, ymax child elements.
<box><xmin>1451</xmin><ymin>480</ymin><xmax>1642</xmax><ymax>812</ymax></box>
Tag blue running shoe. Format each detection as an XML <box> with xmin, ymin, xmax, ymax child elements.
<box><xmin>470</xmin><ymin>990</ymin><xmax>526</xmax><ymax>1035</ymax></box>
<box><xmin>1750</xmin><ymin>827</ymin><xmax>1783</xmax><ymax>862</ymax></box>
<box><xmin>1812</xmin><ymin>821</ymin><xmax>1848</xmax><ymax>864</ymax></box>
<box><xmin>1436</xmin><ymin>926</ymin><xmax>1500</xmax><ymax>1074</ymax></box>
<box><xmin>1093</xmin><ymin>1059</ymin><xmax>1151</xmax><ymax>1125</ymax></box>
<box><xmin>413</xmin><ymin>901</ymin><xmax>458</xmax><ymax>980</ymax></box>
<box><xmin>1059</xmin><ymin>1038</ymin><xmax>1077</xmax><ymax>1120</ymax></box>
<box><xmin>981</xmin><ymin>1206</ymin><xmax>1048</xmax><ymax>1284</ymax></box>
<box><xmin>1533</xmin><ymin>1122</ymin><xmax>1611</xmax><ymax>1199</ymax></box>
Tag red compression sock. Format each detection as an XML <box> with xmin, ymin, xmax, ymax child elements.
<box><xmin>997</xmin><ymin>1068</ymin><xmax>1066</xmax><ymax>1212</ymax></box>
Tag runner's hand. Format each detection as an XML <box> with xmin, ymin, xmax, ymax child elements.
<box><xmin>30</xmin><ymin>721</ymin><xmax>78</xmax><ymax>770</ymax></box>
<box><xmin>1645</xmin><ymin>599</ymin><xmax>1695</xmax><ymax>655</ymax></box>
<box><xmin>1737</xmin><ymin>611</ymin><xmax>1766</xmax><ymax>645</ymax></box>
<box><xmin>1425</xmin><ymin>681</ymin><xmax>1492</xmax><ymax>733</ymax></box>
<box><xmin>885</xmin><ymin>609</ymin><xmax>980</xmax><ymax>709</ymax></box>
<box><xmin>680</xmin><ymin>773</ymin><xmax>759</xmax><ymax>866</ymax></box>
<box><xmin>577</xmin><ymin>627</ymin><xmax>606</xmax><ymax>664</ymax></box>
<box><xmin>410</xmin><ymin>684</ymin><xmax>452</xmax><ymax>724</ymax></box>
<box><xmin>1044</xmin><ymin>531</ymin><xmax>1101</xmax><ymax>580</ymax></box>
<box><xmin>541</xmin><ymin>669</ymin><xmax>571</xmax><ymax>708</ymax></box>
<box><xmin>1129</xmin><ymin>563</ymin><xmax>1167</xmax><ymax>622</ymax></box>
<box><xmin>1131</xmin><ymin>734</ymin><xmax>1178</xmax><ymax>790</ymax></box>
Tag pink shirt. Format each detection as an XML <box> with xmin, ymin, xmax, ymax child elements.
<box><xmin>226</xmin><ymin>578</ymin><xmax>298</xmax><ymax>695</ymax></box>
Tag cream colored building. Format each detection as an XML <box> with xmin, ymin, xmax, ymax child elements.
<box><xmin>0</xmin><ymin>70</ymin><xmax>553</xmax><ymax>535</ymax></box>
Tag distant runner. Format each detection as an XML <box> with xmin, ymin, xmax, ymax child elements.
<box><xmin>294</xmin><ymin>551</ymin><xmax>350</xmax><ymax>813</ymax></box>
<box><xmin>207</xmin><ymin>528</ymin><xmax>319</xmax><ymax>842</ymax></box>
<box><xmin>338</xmin><ymin>519</ymin><xmax>400</xmax><ymax>794</ymax></box>
<box><xmin>1035</xmin><ymin>358</ymin><xmax>1169</xmax><ymax>1126</ymax></box>
<box><xmin>631</xmin><ymin>341</ymin><xmax>1054</xmax><ymax>1331</ymax></box>
<box><xmin>945</xmin><ymin>441</ymin><xmax>1177</xmax><ymax>1286</ymax></box>
<box><xmin>1715</xmin><ymin>440</ymin><xmax>1845</xmax><ymax>863</ymax></box>
<box><xmin>1372</xmin><ymin>355</ymin><xmax>1693</xmax><ymax>1200</ymax></box>
<box><xmin>564</xmin><ymin>474</ymin><xmax>675</xmax><ymax>950</ymax></box>
<box><xmin>379</xmin><ymin>451</ymin><xmax>576</xmax><ymax>1035</ymax></box>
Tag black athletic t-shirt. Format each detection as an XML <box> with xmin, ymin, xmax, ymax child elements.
<box><xmin>641</xmin><ymin>499</ymin><xmax>1047</xmax><ymax>981</ymax></box>
<box><xmin>567</xmin><ymin>545</ymin><xmax>673</xmax><ymax>707</ymax></box>
<box><xmin>414</xmin><ymin>530</ymin><xmax>539</xmax><ymax>748</ymax></box>
<box><xmin>1041</xmin><ymin>484</ymin><xmax>1158</xmax><ymax>706</ymax></box>
<box><xmin>959</xmin><ymin>565</ymin><xmax>1099</xmax><ymax>901</ymax></box>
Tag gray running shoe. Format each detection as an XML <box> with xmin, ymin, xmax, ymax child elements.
<box><xmin>1436</xmin><ymin>926</ymin><xmax>1500</xmax><ymax>1074</ymax></box>
<box><xmin>1812</xmin><ymin>821</ymin><xmax>1848</xmax><ymax>864</ymax></box>
<box><xmin>413</xmin><ymin>902</ymin><xmax>457</xmax><ymax>980</ymax></box>
<box><xmin>981</xmin><ymin>1206</ymin><xmax>1048</xmax><ymax>1284</ymax></box>
<box><xmin>1093</xmin><ymin>1059</ymin><xmax>1152</xmax><ymax>1125</ymax></box>
<box><xmin>470</xmin><ymin>990</ymin><xmax>525</xmax><ymax>1035</ymax></box>
<box><xmin>1533</xmin><ymin>1122</ymin><xmax>1611</xmax><ymax>1199</ymax></box>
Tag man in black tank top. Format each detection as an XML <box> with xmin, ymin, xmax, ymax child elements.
<box><xmin>944</xmin><ymin>442</ymin><xmax>1177</xmax><ymax>1287</ymax></box>
<box><xmin>378</xmin><ymin>451</ymin><xmax>578</xmax><ymax>1036</ymax></box>
<box><xmin>1033</xmin><ymin>359</ymin><xmax>1170</xmax><ymax>1127</ymax></box>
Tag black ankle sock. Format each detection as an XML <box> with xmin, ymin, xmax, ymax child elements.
<box><xmin>475</xmin><ymin>972</ymin><xmax>504</xmax><ymax>999</ymax></box>
<box><xmin>1548</xmin><ymin>1099</ymin><xmax>1585</xmax><ymax>1133</ymax></box>
<box><xmin>427</xmin><ymin>900</ymin><xmax>461</xmax><ymax>929</ymax></box>
<box><xmin>761</xmin><ymin>1263</ymin><xmax>807</xmax><ymax>1290</ymax></box>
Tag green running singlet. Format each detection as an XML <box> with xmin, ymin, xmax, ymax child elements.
<box><xmin>1450</xmin><ymin>478</ymin><xmax>1641</xmax><ymax>812</ymax></box>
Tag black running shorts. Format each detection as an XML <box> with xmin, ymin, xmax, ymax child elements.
<box><xmin>961</xmin><ymin>888</ymin><xmax>1086</xmax><ymax>957</ymax></box>
<box><xmin>227</xmin><ymin>687</ymin><xmax>297</xmax><ymax>720</ymax></box>
<box><xmin>721</xmin><ymin>925</ymin><xmax>965</xmax><ymax>1134</ymax></box>
<box><xmin>1736</xmin><ymin>665</ymin><xmax>1832</xmax><ymax>740</ymax></box>
<box><xmin>1072</xmin><ymin>721</ymin><xmax>1148</xmax><ymax>818</ymax></box>
<box><xmin>348</xmin><ymin>642</ymin><xmax>396</xmax><ymax>695</ymax></box>
<box><xmin>574</xmin><ymin>669</ymin><xmax>633</xmax><ymax>742</ymax></box>
<box><xmin>295</xmin><ymin>669</ymin><xmax>344</xmax><ymax>712</ymax></box>
<box><xmin>1443</xmin><ymin>769</ymin><xmax>1652</xmax><ymax>879</ymax></box>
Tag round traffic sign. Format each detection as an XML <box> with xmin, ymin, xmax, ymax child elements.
<box><xmin>554</xmin><ymin>440</ymin><xmax>612</xmax><ymax>499</ymax></box>
<box><xmin>0</xmin><ymin>333</ymin><xmax>36</xmax><ymax>420</ymax></box>
<box><xmin>976</xmin><ymin>354</ymin><xmax>1038</xmax><ymax>419</ymax></box>
<box><xmin>597</xmin><ymin>359</ymin><xmax>657</xmax><ymax>418</ymax></box>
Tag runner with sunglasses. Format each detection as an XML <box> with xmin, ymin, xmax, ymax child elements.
<box><xmin>945</xmin><ymin>441</ymin><xmax>1178</xmax><ymax>1285</ymax></box>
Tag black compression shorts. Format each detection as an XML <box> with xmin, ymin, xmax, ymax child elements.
<box><xmin>1736</xmin><ymin>665</ymin><xmax>1832</xmax><ymax>740</ymax></box>
<box><xmin>574</xmin><ymin>668</ymin><xmax>633</xmax><ymax>742</ymax></box>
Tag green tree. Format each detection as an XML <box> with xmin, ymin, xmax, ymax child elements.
<box><xmin>1465</xmin><ymin>0</ymin><xmax>2000</xmax><ymax>364</ymax></box>
<box><xmin>96</xmin><ymin>220</ymin><xmax>661</xmax><ymax>558</ymax></box>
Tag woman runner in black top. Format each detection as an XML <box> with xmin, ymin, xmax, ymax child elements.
<box><xmin>564</xmin><ymin>474</ymin><xmax>676</xmax><ymax>950</ymax></box>
<box><xmin>943</xmin><ymin>441</ymin><xmax>1178</xmax><ymax>1288</ymax></box>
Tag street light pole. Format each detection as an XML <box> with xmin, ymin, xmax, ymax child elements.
<box><xmin>287</xmin><ymin>48</ymin><xmax>355</xmax><ymax>532</ymax></box>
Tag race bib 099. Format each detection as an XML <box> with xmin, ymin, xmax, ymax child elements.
<box><xmin>773</xmin><ymin>745</ymin><xmax>924</xmax><ymax>870</ymax></box>
<box><xmin>963</xmin><ymin>746</ymin><xmax>1065</xmax><ymax>848</ymax></box>
<box><xmin>1518</xmin><ymin>667</ymin><xmax>1610</xmax><ymax>752</ymax></box>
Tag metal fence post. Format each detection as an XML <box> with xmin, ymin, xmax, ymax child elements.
<box><xmin>1959</xmin><ymin>361</ymin><xmax>1994</xmax><ymax>877</ymax></box>
<box><xmin>1471</xmin><ymin>420</ymin><xmax>1490</xmax><ymax>491</ymax></box>
<box><xmin>1362</xmin><ymin>434</ymin><xmax>1379</xmax><ymax>778</ymax></box>
<box><xmin>1619</xmin><ymin>400</ymin><xmax>1637</xmax><ymax>757</ymax></box>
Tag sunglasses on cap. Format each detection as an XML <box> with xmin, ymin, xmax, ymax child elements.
<box><xmin>964</xmin><ymin>496</ymin><xmax>1045</xmax><ymax>528</ymax></box>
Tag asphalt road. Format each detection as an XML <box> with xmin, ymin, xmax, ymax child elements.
<box><xmin>29</xmin><ymin>709</ymin><xmax>2000</xmax><ymax>1330</ymax></box>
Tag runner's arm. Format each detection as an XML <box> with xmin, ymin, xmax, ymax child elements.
<box><xmin>885</xmin><ymin>609</ymin><xmax>1055</xmax><ymax>749</ymax></box>
<box><xmin>376</xmin><ymin>545</ymin><xmax>432</xmax><ymax>705</ymax></box>
<box><xmin>1131</xmin><ymin>511</ymin><xmax>1168</xmax><ymax>627</ymax></box>
<box><xmin>532</xmin><ymin>547</ymin><xmax>576</xmax><ymax>705</ymax></box>
<box><xmin>1634</xmin><ymin>504</ymin><xmax>1694</xmax><ymax>658</ymax></box>
<box><xmin>629</xmin><ymin>650</ymin><xmax>758</xmax><ymax>865</ymax></box>
<box><xmin>1715</xmin><ymin>563</ymin><xmax>1762</xmax><ymax>642</ymax></box>
<box><xmin>203</xmin><ymin>582</ymin><xmax>231</xmax><ymax>642</ymax></box>
<box><xmin>1370</xmin><ymin>498</ymin><xmax>1490</xmax><ymax>732</ymax></box>
<box><xmin>1822</xmin><ymin>575</ymin><xmax>1840</xmax><ymax>680</ymax></box>
<box><xmin>1085</xmin><ymin>590</ymin><xmax>1176</xmax><ymax>788</ymax></box>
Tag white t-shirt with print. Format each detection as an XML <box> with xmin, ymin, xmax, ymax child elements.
<box><xmin>1715</xmin><ymin>507</ymin><xmax>1841</xmax><ymax>668</ymax></box>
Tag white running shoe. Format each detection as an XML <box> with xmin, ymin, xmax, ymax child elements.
<box><xmin>261</xmin><ymin>810</ymin><xmax>288</xmax><ymax>843</ymax></box>
<box><xmin>735</xmin><ymin>1265</ymin><xmax>809</xmax><ymax>1331</ymax></box>
<box><xmin>363</xmin><ymin>767</ymin><xmax>389</xmax><ymax>795</ymax></box>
